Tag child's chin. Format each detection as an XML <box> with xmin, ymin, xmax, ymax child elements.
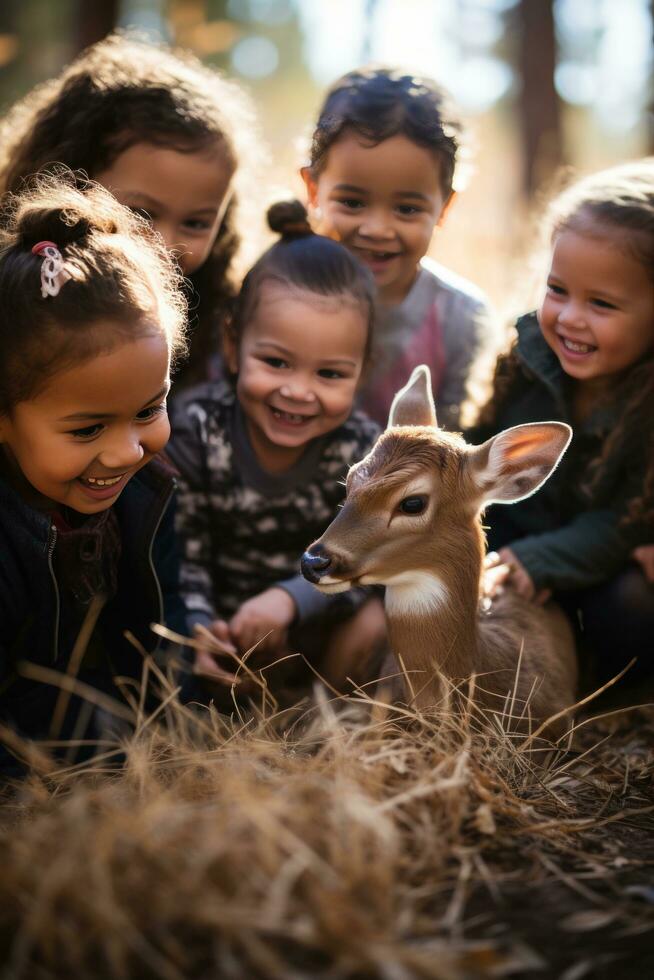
<box><xmin>71</xmin><ymin>496</ymin><xmax>120</xmax><ymax>514</ymax></box>
<box><xmin>267</xmin><ymin>422</ymin><xmax>315</xmax><ymax>443</ymax></box>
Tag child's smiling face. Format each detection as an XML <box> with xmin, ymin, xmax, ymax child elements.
<box><xmin>538</xmin><ymin>227</ymin><xmax>654</xmax><ymax>390</ymax></box>
<box><xmin>303</xmin><ymin>132</ymin><xmax>449</xmax><ymax>305</ymax></box>
<box><xmin>96</xmin><ymin>142</ymin><xmax>233</xmax><ymax>275</ymax></box>
<box><xmin>225</xmin><ymin>281</ymin><xmax>368</xmax><ymax>473</ymax></box>
<box><xmin>0</xmin><ymin>330</ymin><xmax>171</xmax><ymax>514</ymax></box>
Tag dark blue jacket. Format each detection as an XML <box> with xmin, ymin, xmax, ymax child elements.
<box><xmin>0</xmin><ymin>456</ymin><xmax>187</xmax><ymax>775</ymax></box>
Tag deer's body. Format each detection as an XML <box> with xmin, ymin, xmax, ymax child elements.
<box><xmin>302</xmin><ymin>367</ymin><xmax>577</xmax><ymax>738</ymax></box>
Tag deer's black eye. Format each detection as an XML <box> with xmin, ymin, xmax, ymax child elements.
<box><xmin>398</xmin><ymin>495</ymin><xmax>427</xmax><ymax>515</ymax></box>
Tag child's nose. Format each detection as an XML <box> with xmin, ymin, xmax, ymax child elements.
<box><xmin>558</xmin><ymin>300</ymin><xmax>587</xmax><ymax>330</ymax></box>
<box><xmin>359</xmin><ymin>208</ymin><xmax>395</xmax><ymax>239</ymax></box>
<box><xmin>152</xmin><ymin>219</ymin><xmax>181</xmax><ymax>256</ymax></box>
<box><xmin>99</xmin><ymin>429</ymin><xmax>145</xmax><ymax>469</ymax></box>
<box><xmin>280</xmin><ymin>379</ymin><xmax>317</xmax><ymax>403</ymax></box>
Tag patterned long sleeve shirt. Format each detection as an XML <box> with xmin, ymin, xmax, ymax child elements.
<box><xmin>167</xmin><ymin>382</ymin><xmax>380</xmax><ymax>630</ymax></box>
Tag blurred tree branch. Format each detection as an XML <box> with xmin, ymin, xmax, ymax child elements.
<box><xmin>516</xmin><ymin>0</ymin><xmax>564</xmax><ymax>197</ymax></box>
<box><xmin>74</xmin><ymin>0</ymin><xmax>118</xmax><ymax>55</ymax></box>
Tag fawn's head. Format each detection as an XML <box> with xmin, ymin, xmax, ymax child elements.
<box><xmin>301</xmin><ymin>366</ymin><xmax>571</xmax><ymax>595</ymax></box>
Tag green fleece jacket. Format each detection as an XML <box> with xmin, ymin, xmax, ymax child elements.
<box><xmin>466</xmin><ymin>313</ymin><xmax>652</xmax><ymax>593</ymax></box>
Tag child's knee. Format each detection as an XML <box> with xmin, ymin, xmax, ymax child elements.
<box><xmin>576</xmin><ymin>565</ymin><xmax>654</xmax><ymax>683</ymax></box>
<box><xmin>585</xmin><ymin>565</ymin><xmax>654</xmax><ymax>625</ymax></box>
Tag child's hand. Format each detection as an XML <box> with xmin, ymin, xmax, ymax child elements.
<box><xmin>482</xmin><ymin>551</ymin><xmax>512</xmax><ymax>598</ymax></box>
<box><xmin>228</xmin><ymin>588</ymin><xmax>297</xmax><ymax>660</ymax></box>
<box><xmin>193</xmin><ymin>620</ymin><xmax>240</xmax><ymax>687</ymax></box>
<box><xmin>633</xmin><ymin>545</ymin><xmax>654</xmax><ymax>584</ymax></box>
<box><xmin>485</xmin><ymin>549</ymin><xmax>551</xmax><ymax>605</ymax></box>
<box><xmin>498</xmin><ymin>547</ymin><xmax>552</xmax><ymax>604</ymax></box>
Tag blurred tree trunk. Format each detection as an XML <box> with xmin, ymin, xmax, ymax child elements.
<box><xmin>0</xmin><ymin>0</ymin><xmax>20</xmax><ymax>107</ymax></box>
<box><xmin>74</xmin><ymin>0</ymin><xmax>119</xmax><ymax>55</ymax></box>
<box><xmin>516</xmin><ymin>0</ymin><xmax>563</xmax><ymax>198</ymax></box>
<box><xmin>0</xmin><ymin>0</ymin><xmax>19</xmax><ymax>33</ymax></box>
<box><xmin>362</xmin><ymin>0</ymin><xmax>381</xmax><ymax>62</ymax></box>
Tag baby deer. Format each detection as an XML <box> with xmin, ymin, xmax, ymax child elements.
<box><xmin>302</xmin><ymin>366</ymin><xmax>578</xmax><ymax>738</ymax></box>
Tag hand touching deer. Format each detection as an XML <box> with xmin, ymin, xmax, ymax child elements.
<box><xmin>301</xmin><ymin>366</ymin><xmax>578</xmax><ymax>738</ymax></box>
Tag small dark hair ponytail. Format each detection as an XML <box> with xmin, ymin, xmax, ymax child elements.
<box><xmin>266</xmin><ymin>199</ymin><xmax>313</xmax><ymax>239</ymax></box>
<box><xmin>228</xmin><ymin>199</ymin><xmax>375</xmax><ymax>365</ymax></box>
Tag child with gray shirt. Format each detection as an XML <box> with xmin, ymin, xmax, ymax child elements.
<box><xmin>302</xmin><ymin>67</ymin><xmax>495</xmax><ymax>429</ymax></box>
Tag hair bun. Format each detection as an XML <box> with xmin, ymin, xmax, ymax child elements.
<box><xmin>267</xmin><ymin>199</ymin><xmax>312</xmax><ymax>238</ymax></box>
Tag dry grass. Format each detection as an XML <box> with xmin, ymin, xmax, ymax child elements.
<box><xmin>0</xmin><ymin>657</ymin><xmax>653</xmax><ymax>980</ymax></box>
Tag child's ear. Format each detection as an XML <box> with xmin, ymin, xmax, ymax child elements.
<box><xmin>222</xmin><ymin>323</ymin><xmax>239</xmax><ymax>375</ymax></box>
<box><xmin>436</xmin><ymin>191</ymin><xmax>457</xmax><ymax>228</ymax></box>
<box><xmin>300</xmin><ymin>166</ymin><xmax>318</xmax><ymax>208</ymax></box>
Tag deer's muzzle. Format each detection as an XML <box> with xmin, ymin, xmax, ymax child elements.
<box><xmin>300</xmin><ymin>543</ymin><xmax>333</xmax><ymax>583</ymax></box>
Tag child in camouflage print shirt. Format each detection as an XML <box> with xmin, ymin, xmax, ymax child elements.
<box><xmin>169</xmin><ymin>202</ymin><xmax>386</xmax><ymax>701</ymax></box>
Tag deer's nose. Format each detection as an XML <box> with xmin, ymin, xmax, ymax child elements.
<box><xmin>301</xmin><ymin>544</ymin><xmax>332</xmax><ymax>582</ymax></box>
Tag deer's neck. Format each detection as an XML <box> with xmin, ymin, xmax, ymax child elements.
<box><xmin>383</xmin><ymin>527</ymin><xmax>483</xmax><ymax>706</ymax></box>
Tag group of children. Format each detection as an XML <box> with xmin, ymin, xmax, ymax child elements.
<box><xmin>0</xmin><ymin>34</ymin><xmax>652</xmax><ymax>776</ymax></box>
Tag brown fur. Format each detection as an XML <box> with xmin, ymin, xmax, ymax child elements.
<box><xmin>306</xmin><ymin>374</ymin><xmax>577</xmax><ymax>740</ymax></box>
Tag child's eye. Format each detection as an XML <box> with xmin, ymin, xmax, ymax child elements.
<box><xmin>591</xmin><ymin>297</ymin><xmax>618</xmax><ymax>310</ymax></box>
<box><xmin>261</xmin><ymin>356</ymin><xmax>288</xmax><ymax>370</ymax></box>
<box><xmin>136</xmin><ymin>403</ymin><xmax>167</xmax><ymax>422</ymax></box>
<box><xmin>182</xmin><ymin>218</ymin><xmax>213</xmax><ymax>233</ymax></box>
<box><xmin>336</xmin><ymin>197</ymin><xmax>364</xmax><ymax>211</ymax></box>
<box><xmin>396</xmin><ymin>204</ymin><xmax>421</xmax><ymax>216</ymax></box>
<box><xmin>69</xmin><ymin>423</ymin><xmax>104</xmax><ymax>439</ymax></box>
<box><xmin>547</xmin><ymin>281</ymin><xmax>566</xmax><ymax>295</ymax></box>
<box><xmin>129</xmin><ymin>206</ymin><xmax>155</xmax><ymax>224</ymax></box>
<box><xmin>318</xmin><ymin>368</ymin><xmax>345</xmax><ymax>380</ymax></box>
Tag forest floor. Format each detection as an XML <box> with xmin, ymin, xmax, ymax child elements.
<box><xmin>0</xmin><ymin>663</ymin><xmax>652</xmax><ymax>980</ymax></box>
<box><xmin>453</xmin><ymin>694</ymin><xmax>654</xmax><ymax>980</ymax></box>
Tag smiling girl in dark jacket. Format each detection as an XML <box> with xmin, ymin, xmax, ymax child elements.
<box><xmin>0</xmin><ymin>176</ymin><xmax>188</xmax><ymax>777</ymax></box>
<box><xmin>470</xmin><ymin>160</ymin><xmax>654</xmax><ymax>685</ymax></box>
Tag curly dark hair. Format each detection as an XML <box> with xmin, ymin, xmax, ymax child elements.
<box><xmin>0</xmin><ymin>32</ymin><xmax>261</xmax><ymax>389</ymax></box>
<box><xmin>0</xmin><ymin>173</ymin><xmax>186</xmax><ymax>414</ymax></box>
<box><xmin>308</xmin><ymin>66</ymin><xmax>462</xmax><ymax>200</ymax></box>
<box><xmin>478</xmin><ymin>159</ymin><xmax>654</xmax><ymax>529</ymax></box>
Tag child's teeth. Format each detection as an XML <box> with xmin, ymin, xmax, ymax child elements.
<box><xmin>563</xmin><ymin>337</ymin><xmax>595</xmax><ymax>353</ymax></box>
<box><xmin>84</xmin><ymin>475</ymin><xmax>122</xmax><ymax>486</ymax></box>
<box><xmin>273</xmin><ymin>409</ymin><xmax>307</xmax><ymax>422</ymax></box>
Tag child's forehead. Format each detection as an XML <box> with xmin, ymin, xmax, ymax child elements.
<box><xmin>328</xmin><ymin>127</ymin><xmax>437</xmax><ymax>162</ymax></box>
<box><xmin>98</xmin><ymin>140</ymin><xmax>233</xmax><ymax>196</ymax></box>
<box><xmin>246</xmin><ymin>283</ymin><xmax>367</xmax><ymax>357</ymax></box>
<box><xmin>257</xmin><ymin>280</ymin><xmax>361</xmax><ymax>313</ymax></box>
<box><xmin>320</xmin><ymin>129</ymin><xmax>444</xmax><ymax>187</ymax></box>
<box><xmin>35</xmin><ymin>333</ymin><xmax>170</xmax><ymax>411</ymax></box>
<box><xmin>552</xmin><ymin>222</ymin><xmax>644</xmax><ymax>268</ymax></box>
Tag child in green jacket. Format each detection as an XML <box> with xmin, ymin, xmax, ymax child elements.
<box><xmin>469</xmin><ymin>160</ymin><xmax>654</xmax><ymax>684</ymax></box>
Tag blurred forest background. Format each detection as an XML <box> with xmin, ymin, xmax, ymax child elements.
<box><xmin>0</xmin><ymin>0</ymin><xmax>652</xmax><ymax>317</ymax></box>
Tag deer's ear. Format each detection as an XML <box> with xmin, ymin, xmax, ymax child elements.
<box><xmin>470</xmin><ymin>422</ymin><xmax>572</xmax><ymax>506</ymax></box>
<box><xmin>388</xmin><ymin>365</ymin><xmax>437</xmax><ymax>429</ymax></box>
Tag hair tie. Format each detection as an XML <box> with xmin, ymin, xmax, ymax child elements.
<box><xmin>31</xmin><ymin>240</ymin><xmax>71</xmax><ymax>298</ymax></box>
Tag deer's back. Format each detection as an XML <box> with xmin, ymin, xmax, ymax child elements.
<box><xmin>478</xmin><ymin>592</ymin><xmax>578</xmax><ymax>732</ymax></box>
